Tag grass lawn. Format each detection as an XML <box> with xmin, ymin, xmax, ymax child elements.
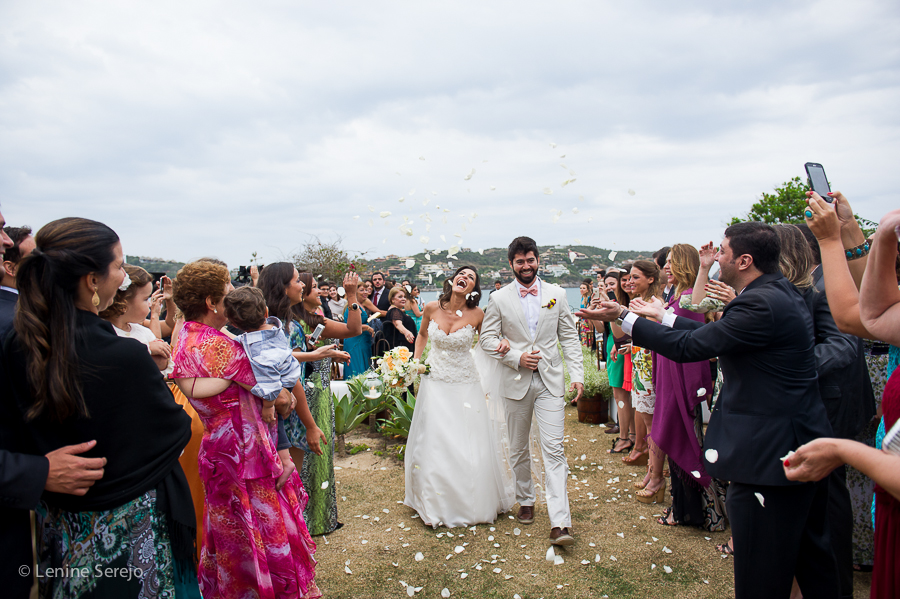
<box><xmin>311</xmin><ymin>400</ymin><xmax>873</xmax><ymax>598</ymax></box>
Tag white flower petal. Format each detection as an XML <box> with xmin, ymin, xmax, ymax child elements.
<box><xmin>549</xmin><ymin>142</ymin><xmax>557</xmax><ymax>148</ymax></box>
<box><xmin>608</xmin><ymin>251</ymin><xmax>618</xmax><ymax>261</ymax></box>
<box><xmin>455</xmin><ymin>310</ymin><xmax>463</xmax><ymax>317</ymax></box>
<box><xmin>344</xmin><ymin>565</ymin><xmax>352</xmax><ymax>574</ymax></box>
<box><xmin>415</xmin><ymin>552</ymin><xmax>424</xmax><ymax>561</ymax></box>
<box><xmin>554</xmin><ymin>555</ymin><xmax>565</xmax><ymax>565</ymax></box>
<box><xmin>321</xmin><ymin>481</ymin><xmax>329</xmax><ymax>489</ymax></box>
<box><xmin>618</xmin><ymin>401</ymin><xmax>625</xmax><ymax>409</ymax></box>
<box><xmin>463</xmin><ymin>168</ymin><xmax>475</xmax><ymax>181</ymax></box>
<box><xmin>691</xmin><ymin>470</ymin><xmax>702</xmax><ymax>478</ymax></box>
<box><xmin>697</xmin><ymin>387</ymin><xmax>707</xmax><ymax>397</ymax></box>
<box><xmin>543</xmin><ymin>187</ymin><xmax>553</xmax><ymax>195</ymax></box>
<box><xmin>705</xmin><ymin>448</ymin><xmax>719</xmax><ymax>463</ymax></box>
<box><xmin>755</xmin><ymin>492</ymin><xmax>766</xmax><ymax>507</ymax></box>
<box><xmin>337</xmin><ymin>287</ymin><xmax>345</xmax><ymax>297</ymax></box>
<box><xmin>441</xmin><ymin>589</ymin><xmax>450</xmax><ymax>598</ymax></box>
<box><xmin>662</xmin><ymin>546</ymin><xmax>672</xmax><ymax>554</ymax></box>
<box><xmin>380</xmin><ymin>211</ymin><xmax>392</xmax><ymax>218</ymax></box>
<box><xmin>609</xmin><ymin>556</ymin><xmax>617</xmax><ymax>562</ymax></box>
<box><xmin>514</xmin><ymin>374</ymin><xmax>522</xmax><ymax>381</ymax></box>
<box><xmin>663</xmin><ymin>565</ymin><xmax>673</xmax><ymax>574</ymax></box>
<box><xmin>545</xmin><ymin>547</ymin><xmax>555</xmax><ymax>562</ymax></box>
<box><xmin>628</xmin><ymin>189</ymin><xmax>636</xmax><ymax>196</ymax></box>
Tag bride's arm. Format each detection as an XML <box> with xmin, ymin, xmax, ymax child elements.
<box><xmin>414</xmin><ymin>303</ymin><xmax>434</xmax><ymax>360</ymax></box>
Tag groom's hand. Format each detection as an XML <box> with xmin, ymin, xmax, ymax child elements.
<box><xmin>496</xmin><ymin>339</ymin><xmax>510</xmax><ymax>355</ymax></box>
<box><xmin>519</xmin><ymin>350</ymin><xmax>541</xmax><ymax>371</ymax></box>
<box><xmin>569</xmin><ymin>382</ymin><xmax>584</xmax><ymax>402</ymax></box>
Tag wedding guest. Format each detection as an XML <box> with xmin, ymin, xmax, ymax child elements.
<box><xmin>0</xmin><ymin>225</ymin><xmax>33</xmax><ymax>336</ymax></box>
<box><xmin>384</xmin><ymin>286</ymin><xmax>417</xmax><ymax>351</ymax></box>
<box><xmin>578</xmin><ymin>279</ymin><xmax>595</xmax><ymax>350</ymax></box>
<box><xmin>171</xmin><ymin>260</ymin><xmax>321</xmax><ymax>598</ymax></box>
<box><xmin>624</xmin><ymin>261</ymin><xmax>666</xmax><ymax>504</ymax></box>
<box><xmin>610</xmin><ymin>270</ymin><xmax>637</xmax><ymax>456</ymax></box>
<box><xmin>406</xmin><ymin>284</ymin><xmax>424</xmax><ymax>330</ymax></box>
<box><xmin>653</xmin><ymin>246</ymin><xmax>673</xmax><ymax>302</ymax></box>
<box><xmin>259</xmin><ymin>263</ymin><xmax>358</xmax><ymax>536</ymax></box>
<box><xmin>801</xmin><ymin>201</ymin><xmax>900</xmax><ymax>598</ymax></box>
<box><xmin>491</xmin><ymin>279</ymin><xmax>503</xmax><ymax>294</ymax></box>
<box><xmin>773</xmin><ymin>223</ymin><xmax>874</xmax><ymax>598</ymax></box>
<box><xmin>343</xmin><ymin>283</ymin><xmax>375</xmax><ymax>378</ymax></box>
<box><xmin>602</xmin><ymin>271</ymin><xmax>633</xmax><ymax>443</ymax></box>
<box><xmin>580</xmin><ymin>221</ymin><xmax>837</xmax><ymax>598</ymax></box>
<box><xmin>327</xmin><ymin>284</ymin><xmax>347</xmax><ymax>321</ymax></box>
<box><xmin>371</xmin><ymin>272</ymin><xmax>391</xmax><ymax>315</ymax></box>
<box><xmin>1</xmin><ymin>217</ymin><xmax>198</xmax><ymax>598</ymax></box>
<box><xmin>99</xmin><ymin>264</ymin><xmax>173</xmax><ymax>374</ymax></box>
<box><xmin>317</xmin><ymin>282</ymin><xmax>334</xmax><ymax>320</ymax></box>
<box><xmin>649</xmin><ymin>244</ymin><xmax>724</xmax><ymax>530</ymax></box>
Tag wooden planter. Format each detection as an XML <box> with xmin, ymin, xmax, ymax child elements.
<box><xmin>577</xmin><ymin>394</ymin><xmax>609</xmax><ymax>425</ymax></box>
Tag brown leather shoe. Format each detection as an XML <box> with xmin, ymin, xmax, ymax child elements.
<box><xmin>604</xmin><ymin>424</ymin><xmax>620</xmax><ymax>435</ymax></box>
<box><xmin>550</xmin><ymin>527</ymin><xmax>575</xmax><ymax>546</ymax></box>
<box><xmin>516</xmin><ymin>505</ymin><xmax>534</xmax><ymax>525</ymax></box>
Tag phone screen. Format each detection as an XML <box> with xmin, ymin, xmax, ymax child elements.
<box><xmin>805</xmin><ymin>163</ymin><xmax>831</xmax><ymax>201</ymax></box>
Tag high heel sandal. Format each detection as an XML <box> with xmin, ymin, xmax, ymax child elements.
<box><xmin>636</xmin><ymin>480</ymin><xmax>666</xmax><ymax>504</ymax></box>
<box><xmin>622</xmin><ymin>450</ymin><xmax>648</xmax><ymax>466</ymax></box>
<box><xmin>608</xmin><ymin>437</ymin><xmax>634</xmax><ymax>454</ymax></box>
<box><xmin>656</xmin><ymin>507</ymin><xmax>678</xmax><ymax>526</ymax></box>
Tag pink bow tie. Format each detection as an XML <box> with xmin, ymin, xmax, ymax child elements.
<box><xmin>519</xmin><ymin>286</ymin><xmax>538</xmax><ymax>297</ymax></box>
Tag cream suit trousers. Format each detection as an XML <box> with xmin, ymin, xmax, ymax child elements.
<box><xmin>504</xmin><ymin>370</ymin><xmax>571</xmax><ymax>529</ymax></box>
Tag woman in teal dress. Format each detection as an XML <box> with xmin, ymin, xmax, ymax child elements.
<box><xmin>406</xmin><ymin>284</ymin><xmax>424</xmax><ymax>331</ymax></box>
<box><xmin>343</xmin><ymin>283</ymin><xmax>375</xmax><ymax>378</ymax></box>
<box><xmin>258</xmin><ymin>263</ymin><xmax>360</xmax><ymax>536</ymax></box>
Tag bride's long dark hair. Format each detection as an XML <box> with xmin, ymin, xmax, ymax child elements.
<box><xmin>438</xmin><ymin>265</ymin><xmax>482</xmax><ymax>310</ymax></box>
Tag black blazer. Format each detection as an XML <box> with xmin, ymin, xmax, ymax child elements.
<box><xmin>631</xmin><ymin>272</ymin><xmax>832</xmax><ymax>486</ymax></box>
<box><xmin>807</xmin><ymin>266</ymin><xmax>875</xmax><ymax>438</ymax></box>
<box><xmin>0</xmin><ymin>289</ymin><xmax>17</xmax><ymax>338</ymax></box>
<box><xmin>371</xmin><ymin>286</ymin><xmax>391</xmax><ymax>315</ymax></box>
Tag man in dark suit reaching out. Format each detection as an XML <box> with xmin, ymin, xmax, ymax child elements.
<box><xmin>579</xmin><ymin>222</ymin><xmax>837</xmax><ymax>599</ymax></box>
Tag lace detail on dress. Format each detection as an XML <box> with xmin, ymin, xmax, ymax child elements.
<box><xmin>425</xmin><ymin>321</ymin><xmax>480</xmax><ymax>385</ymax></box>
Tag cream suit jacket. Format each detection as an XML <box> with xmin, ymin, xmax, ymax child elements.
<box><xmin>480</xmin><ymin>281</ymin><xmax>584</xmax><ymax>400</ymax></box>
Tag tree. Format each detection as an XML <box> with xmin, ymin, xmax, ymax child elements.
<box><xmin>729</xmin><ymin>177</ymin><xmax>878</xmax><ymax>236</ymax></box>
<box><xmin>728</xmin><ymin>177</ymin><xmax>809</xmax><ymax>226</ymax></box>
<box><xmin>291</xmin><ymin>236</ymin><xmax>362</xmax><ymax>284</ymax></box>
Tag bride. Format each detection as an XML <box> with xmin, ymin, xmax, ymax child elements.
<box><xmin>404</xmin><ymin>266</ymin><xmax>517</xmax><ymax>528</ymax></box>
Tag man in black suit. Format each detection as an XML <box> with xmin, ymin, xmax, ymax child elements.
<box><xmin>579</xmin><ymin>222</ymin><xmax>837</xmax><ymax>598</ymax></box>
<box><xmin>370</xmin><ymin>271</ymin><xmax>391</xmax><ymax>315</ymax></box>
<box><xmin>0</xmin><ymin>225</ymin><xmax>35</xmax><ymax>337</ymax></box>
<box><xmin>0</xmin><ymin>212</ymin><xmax>107</xmax><ymax>597</ymax></box>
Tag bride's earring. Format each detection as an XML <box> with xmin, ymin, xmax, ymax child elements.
<box><xmin>91</xmin><ymin>287</ymin><xmax>100</xmax><ymax>307</ymax></box>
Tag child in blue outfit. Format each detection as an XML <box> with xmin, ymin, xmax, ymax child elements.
<box><xmin>224</xmin><ymin>286</ymin><xmax>303</xmax><ymax>423</ymax></box>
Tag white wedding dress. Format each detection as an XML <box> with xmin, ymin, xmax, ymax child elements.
<box><xmin>403</xmin><ymin>322</ymin><xmax>517</xmax><ymax>528</ymax></box>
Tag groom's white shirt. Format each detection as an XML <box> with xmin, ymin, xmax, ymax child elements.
<box><xmin>514</xmin><ymin>278</ymin><xmax>541</xmax><ymax>339</ymax></box>
<box><xmin>480</xmin><ymin>279</ymin><xmax>584</xmax><ymax>400</ymax></box>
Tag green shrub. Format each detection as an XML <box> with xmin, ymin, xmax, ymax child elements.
<box><xmin>378</xmin><ymin>391</ymin><xmax>417</xmax><ymax>439</ymax></box>
<box><xmin>564</xmin><ymin>344</ymin><xmax>612</xmax><ymax>401</ymax></box>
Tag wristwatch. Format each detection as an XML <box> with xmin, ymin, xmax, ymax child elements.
<box><xmin>615</xmin><ymin>308</ymin><xmax>630</xmax><ymax>327</ymax></box>
<box><xmin>349</xmin><ymin>303</ymin><xmax>360</xmax><ymax>311</ymax></box>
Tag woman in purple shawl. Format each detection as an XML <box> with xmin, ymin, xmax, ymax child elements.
<box><xmin>635</xmin><ymin>244</ymin><xmax>727</xmax><ymax>531</ymax></box>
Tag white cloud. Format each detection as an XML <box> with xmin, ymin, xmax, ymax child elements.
<box><xmin>1</xmin><ymin>0</ymin><xmax>898</xmax><ymax>265</ymax></box>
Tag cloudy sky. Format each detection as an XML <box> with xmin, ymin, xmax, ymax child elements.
<box><xmin>2</xmin><ymin>0</ymin><xmax>898</xmax><ymax>267</ymax></box>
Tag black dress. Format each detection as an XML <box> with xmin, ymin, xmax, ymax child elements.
<box><xmin>384</xmin><ymin>307</ymin><xmax>417</xmax><ymax>351</ymax></box>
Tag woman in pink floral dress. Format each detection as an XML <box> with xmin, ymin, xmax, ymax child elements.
<box><xmin>171</xmin><ymin>260</ymin><xmax>321</xmax><ymax>599</ymax></box>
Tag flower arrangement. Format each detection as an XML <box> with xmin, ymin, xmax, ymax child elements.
<box><xmin>377</xmin><ymin>347</ymin><xmax>430</xmax><ymax>388</ymax></box>
<box><xmin>542</xmin><ymin>298</ymin><xmax>557</xmax><ymax>309</ymax></box>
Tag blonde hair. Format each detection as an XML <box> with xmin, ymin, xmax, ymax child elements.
<box><xmin>773</xmin><ymin>225</ymin><xmax>814</xmax><ymax>290</ymax></box>
<box><xmin>669</xmin><ymin>244</ymin><xmax>701</xmax><ymax>297</ymax></box>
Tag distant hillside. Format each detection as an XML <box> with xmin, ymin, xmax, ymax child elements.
<box><xmin>364</xmin><ymin>245</ymin><xmax>653</xmax><ymax>288</ymax></box>
<box><xmin>126</xmin><ymin>256</ymin><xmax>185</xmax><ymax>278</ymax></box>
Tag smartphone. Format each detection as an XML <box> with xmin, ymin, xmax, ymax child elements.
<box><xmin>804</xmin><ymin>162</ymin><xmax>832</xmax><ymax>203</ymax></box>
<box><xmin>308</xmin><ymin>323</ymin><xmax>326</xmax><ymax>344</ymax></box>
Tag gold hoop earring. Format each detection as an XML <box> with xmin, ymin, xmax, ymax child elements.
<box><xmin>92</xmin><ymin>289</ymin><xmax>100</xmax><ymax>307</ymax></box>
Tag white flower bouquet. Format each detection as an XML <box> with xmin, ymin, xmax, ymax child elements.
<box><xmin>377</xmin><ymin>347</ymin><xmax>429</xmax><ymax>388</ymax></box>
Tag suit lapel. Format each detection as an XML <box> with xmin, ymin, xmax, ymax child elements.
<box><xmin>505</xmin><ymin>283</ymin><xmax>530</xmax><ymax>336</ymax></box>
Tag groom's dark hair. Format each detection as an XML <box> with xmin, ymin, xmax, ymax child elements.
<box><xmin>508</xmin><ymin>236</ymin><xmax>539</xmax><ymax>263</ymax></box>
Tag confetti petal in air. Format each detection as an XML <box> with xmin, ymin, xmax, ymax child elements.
<box><xmin>628</xmin><ymin>189</ymin><xmax>636</xmax><ymax>196</ymax></box>
<box><xmin>705</xmin><ymin>448</ymin><xmax>719</xmax><ymax>463</ymax></box>
<box><xmin>543</xmin><ymin>188</ymin><xmax>553</xmax><ymax>195</ymax></box>
<box><xmin>405</xmin><ymin>259</ymin><xmax>415</xmax><ymax>269</ymax></box>
<box><xmin>755</xmin><ymin>492</ymin><xmax>765</xmax><ymax>507</ymax></box>
<box><xmin>424</xmin><ymin>253</ymin><xmax>431</xmax><ymax>260</ymax></box>
<box><xmin>380</xmin><ymin>211</ymin><xmax>391</xmax><ymax>218</ymax></box>
<box><xmin>572</xmin><ymin>208</ymin><xmax>579</xmax><ymax>214</ymax></box>
<box><xmin>490</xmin><ymin>186</ymin><xmax>496</xmax><ymax>191</ymax></box>
<box><xmin>337</xmin><ymin>287</ymin><xmax>346</xmax><ymax>297</ymax></box>
<box><xmin>609</xmin><ymin>251</ymin><xmax>618</xmax><ymax>261</ymax></box>
<box><xmin>398</xmin><ymin>197</ymin><xmax>405</xmax><ymax>203</ymax></box>
<box><xmin>562</xmin><ymin>179</ymin><xmax>576</xmax><ymax>187</ymax></box>
<box><xmin>368</xmin><ymin>219</ymin><xmax>374</xmax><ymax>227</ymax></box>
<box><xmin>456</xmin><ymin>310</ymin><xmax>463</xmax><ymax>317</ymax></box>
<box><xmin>353</xmin><ymin>215</ymin><xmax>359</xmax><ymax>220</ymax></box>
<box><xmin>321</xmin><ymin>481</ymin><xmax>329</xmax><ymax>489</ymax></box>
<box><xmin>440</xmin><ymin>235</ymin><xmax>446</xmax><ymax>242</ymax></box>
<box><xmin>618</xmin><ymin>401</ymin><xmax>625</xmax><ymax>409</ymax></box>
<box><xmin>368</xmin><ymin>206</ymin><xmax>375</xmax><ymax>212</ymax></box>
<box><xmin>419</xmin><ymin>155</ymin><xmax>425</xmax><ymax>160</ymax></box>
<box><xmin>420</xmin><ymin>236</ymin><xmax>429</xmax><ymax>244</ymax></box>
<box><xmin>464</xmin><ymin>168</ymin><xmax>475</xmax><ymax>181</ymax></box>
<box><xmin>549</xmin><ymin>142</ymin><xmax>557</xmax><ymax>148</ymax></box>
<box><xmin>409</xmin><ymin>189</ymin><xmax>415</xmax><ymax>195</ymax></box>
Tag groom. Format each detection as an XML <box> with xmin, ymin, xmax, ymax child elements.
<box><xmin>481</xmin><ymin>236</ymin><xmax>584</xmax><ymax>545</ymax></box>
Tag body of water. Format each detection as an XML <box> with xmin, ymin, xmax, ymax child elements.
<box><xmin>417</xmin><ymin>285</ymin><xmax>586</xmax><ymax>312</ymax></box>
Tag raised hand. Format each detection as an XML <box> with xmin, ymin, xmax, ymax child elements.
<box><xmin>342</xmin><ymin>272</ymin><xmax>359</xmax><ymax>297</ymax></box>
<box><xmin>575</xmin><ymin>300</ymin><xmax>622</xmax><ymax>322</ymax></box>
<box><xmin>699</xmin><ymin>241</ymin><xmax>716</xmax><ymax>270</ymax></box>
<box><xmin>160</xmin><ymin>275</ymin><xmax>173</xmax><ymax>301</ymax></box>
<box><xmin>805</xmin><ymin>192</ymin><xmax>842</xmax><ymax>242</ymax></box>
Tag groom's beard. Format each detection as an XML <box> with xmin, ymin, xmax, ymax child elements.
<box><xmin>514</xmin><ymin>268</ymin><xmax>537</xmax><ymax>287</ymax></box>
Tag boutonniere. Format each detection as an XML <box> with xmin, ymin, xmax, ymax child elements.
<box><xmin>542</xmin><ymin>299</ymin><xmax>557</xmax><ymax>309</ymax></box>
